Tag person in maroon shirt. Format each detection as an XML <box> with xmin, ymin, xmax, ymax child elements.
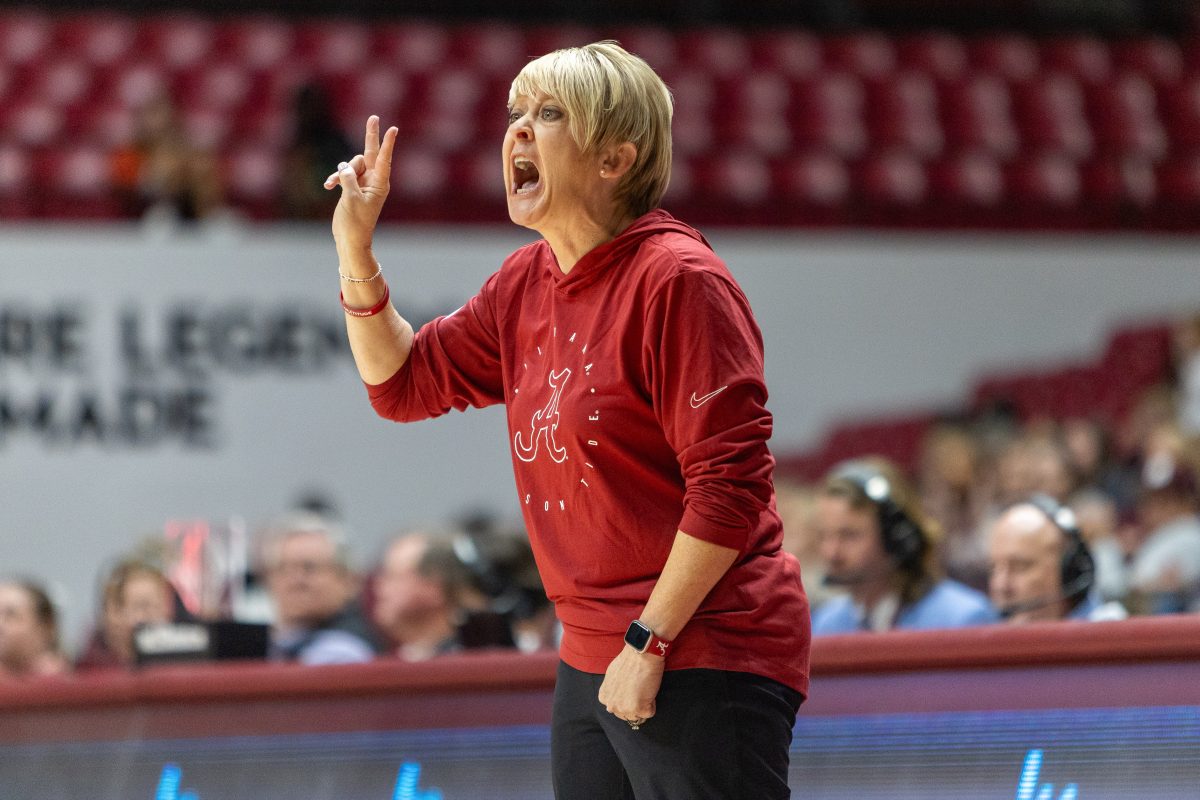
<box><xmin>324</xmin><ymin>41</ymin><xmax>809</xmax><ymax>800</ymax></box>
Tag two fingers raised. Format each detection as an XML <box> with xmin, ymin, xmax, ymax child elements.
<box><xmin>323</xmin><ymin>116</ymin><xmax>399</xmax><ymax>192</ymax></box>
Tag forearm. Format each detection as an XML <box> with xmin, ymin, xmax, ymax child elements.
<box><xmin>338</xmin><ymin>243</ymin><xmax>415</xmax><ymax>384</ymax></box>
<box><xmin>637</xmin><ymin>530</ymin><xmax>739</xmax><ymax>642</ymax></box>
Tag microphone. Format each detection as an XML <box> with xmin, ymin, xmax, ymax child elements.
<box><xmin>997</xmin><ymin>574</ymin><xmax>1093</xmax><ymax>619</ymax></box>
<box><xmin>821</xmin><ymin>562</ymin><xmax>891</xmax><ymax>587</ymax></box>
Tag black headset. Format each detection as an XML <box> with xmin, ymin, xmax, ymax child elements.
<box><xmin>830</xmin><ymin>461</ymin><xmax>926</xmax><ymax>570</ymax></box>
<box><xmin>1018</xmin><ymin>493</ymin><xmax>1096</xmax><ymax>603</ymax></box>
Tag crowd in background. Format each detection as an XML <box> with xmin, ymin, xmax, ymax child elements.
<box><xmin>783</xmin><ymin>311</ymin><xmax>1200</xmax><ymax>624</ymax></box>
<box><xmin>2</xmin><ymin>312</ymin><xmax>1198</xmax><ymax>682</ymax></box>
<box><xmin>106</xmin><ymin>79</ymin><xmax>347</xmax><ymax>225</ymax></box>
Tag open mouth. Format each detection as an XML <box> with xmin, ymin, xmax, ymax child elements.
<box><xmin>513</xmin><ymin>157</ymin><xmax>541</xmax><ymax>195</ymax></box>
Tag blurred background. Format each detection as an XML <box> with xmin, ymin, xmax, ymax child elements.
<box><xmin>1</xmin><ymin>0</ymin><xmax>1200</xmax><ymax>663</ymax></box>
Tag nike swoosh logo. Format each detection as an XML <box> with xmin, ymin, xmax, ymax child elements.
<box><xmin>689</xmin><ymin>386</ymin><xmax>728</xmax><ymax>408</ymax></box>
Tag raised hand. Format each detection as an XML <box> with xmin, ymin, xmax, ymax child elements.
<box><xmin>326</xmin><ymin>115</ymin><xmax>398</xmax><ymax>253</ymax></box>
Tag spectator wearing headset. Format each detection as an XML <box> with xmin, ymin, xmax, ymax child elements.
<box><xmin>987</xmin><ymin>495</ymin><xmax>1128</xmax><ymax>624</ymax></box>
<box><xmin>371</xmin><ymin>531</ymin><xmax>514</xmax><ymax>661</ymax></box>
<box><xmin>812</xmin><ymin>458</ymin><xmax>998</xmax><ymax>634</ymax></box>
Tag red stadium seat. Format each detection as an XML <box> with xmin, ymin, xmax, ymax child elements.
<box><xmin>660</xmin><ymin>69</ymin><xmax>715</xmax><ymax>155</ymax></box>
<box><xmin>224</xmin><ymin>145</ymin><xmax>283</xmax><ymax>208</ymax></box>
<box><xmin>722</xmin><ymin>116</ymin><xmax>794</xmax><ymax>158</ymax></box>
<box><xmin>140</xmin><ymin>14</ymin><xmax>216</xmax><ymax>72</ymax></box>
<box><xmin>676</xmin><ymin>29</ymin><xmax>752</xmax><ymax>77</ymax></box>
<box><xmin>738</xmin><ymin>71</ymin><xmax>792</xmax><ymax>115</ymax></box>
<box><xmin>1102</xmin><ymin>325</ymin><xmax>1174</xmax><ymax>387</ymax></box>
<box><xmin>1042</xmin><ymin>37</ymin><xmax>1113</xmax><ymax>84</ymax></box>
<box><xmin>663</xmin><ymin>155</ymin><xmax>692</xmax><ymax>203</ymax></box>
<box><xmin>55</xmin><ymin>145</ymin><xmax>114</xmax><ymax>197</ymax></box>
<box><xmin>293</xmin><ymin>20</ymin><xmax>372</xmax><ymax>75</ymax></box>
<box><xmin>0</xmin><ymin>11</ymin><xmax>53</xmax><ymax>66</ymax></box>
<box><xmin>421</xmin><ymin>68</ymin><xmax>487</xmax><ymax>111</ymax></box>
<box><xmin>447</xmin><ymin>23</ymin><xmax>527</xmax><ymax>78</ymax></box>
<box><xmin>857</xmin><ymin>150</ymin><xmax>929</xmax><ymax>207</ymax></box>
<box><xmin>1112</xmin><ymin>38</ymin><xmax>1184</xmax><ymax>85</ymax></box>
<box><xmin>397</xmin><ymin>69</ymin><xmax>485</xmax><ymax>152</ymax></box>
<box><xmin>411</xmin><ymin>109</ymin><xmax>480</xmax><ymax>154</ymax></box>
<box><xmin>329</xmin><ymin>64</ymin><xmax>407</xmax><ymax>131</ymax></box>
<box><xmin>6</xmin><ymin>101</ymin><xmax>64</xmax><ymax>147</ymax></box>
<box><xmin>1088</xmin><ymin>73</ymin><xmax>1168</xmax><ymax>161</ymax></box>
<box><xmin>38</xmin><ymin>145</ymin><xmax>121</xmax><ymax>218</ymax></box>
<box><xmin>660</xmin><ymin>68</ymin><xmax>715</xmax><ymax>114</ymax></box>
<box><xmin>3</xmin><ymin>13</ymin><xmax>1199</xmax><ymax>229</ymax></box>
<box><xmin>790</xmin><ymin>73</ymin><xmax>869</xmax><ymax>158</ymax></box>
<box><xmin>375</xmin><ymin>21</ymin><xmax>449</xmax><ymax>73</ymax></box>
<box><xmin>176</xmin><ymin>63</ymin><xmax>256</xmax><ymax>112</ymax></box>
<box><xmin>1006</xmin><ymin>152</ymin><xmax>1082</xmax><ymax>208</ymax></box>
<box><xmin>0</xmin><ymin>142</ymin><xmax>31</xmax><ymax>196</ymax></box>
<box><xmin>388</xmin><ymin>145</ymin><xmax>451</xmax><ymax>200</ymax></box>
<box><xmin>969</xmin><ymin>35</ymin><xmax>1040</xmax><ymax>82</ymax></box>
<box><xmin>72</xmin><ymin>101</ymin><xmax>136</xmax><ymax>148</ymax></box>
<box><xmin>217</xmin><ymin>17</ymin><xmax>295</xmax><ymax>71</ymax></box>
<box><xmin>1013</xmin><ymin>73</ymin><xmax>1094</xmax><ymax>160</ymax></box>
<box><xmin>1157</xmin><ymin>156</ymin><xmax>1200</xmax><ymax>205</ymax></box>
<box><xmin>671</xmin><ymin>107</ymin><xmax>713</xmax><ymax>157</ymax></box>
<box><xmin>690</xmin><ymin>151</ymin><xmax>773</xmax><ymax>206</ymax></box>
<box><xmin>823</xmin><ymin>32</ymin><xmax>896</xmax><ymax>78</ymax></box>
<box><xmin>37</xmin><ymin>58</ymin><xmax>93</xmax><ymax>108</ymax></box>
<box><xmin>524</xmin><ymin>24</ymin><xmax>599</xmax><ymax>57</ymax></box>
<box><xmin>112</xmin><ymin>62</ymin><xmax>171</xmax><ymax>109</ymax></box>
<box><xmin>1160</xmin><ymin>77</ymin><xmax>1200</xmax><ymax>152</ymax></box>
<box><xmin>750</xmin><ymin>30</ymin><xmax>822</xmax><ymax>80</ymax></box>
<box><xmin>774</xmin><ymin>150</ymin><xmax>851</xmax><ymax>208</ymax></box>
<box><xmin>182</xmin><ymin>107</ymin><xmax>232</xmax><ymax>152</ymax></box>
<box><xmin>715</xmin><ymin>73</ymin><xmax>793</xmax><ymax>156</ymax></box>
<box><xmin>867</xmin><ymin>72</ymin><xmax>944</xmax><ymax>158</ymax></box>
<box><xmin>1082</xmin><ymin>156</ymin><xmax>1157</xmax><ymax>208</ymax></box>
<box><xmin>608</xmin><ymin>26</ymin><xmax>677</xmax><ymax>72</ymax></box>
<box><xmin>896</xmin><ymin>33</ymin><xmax>968</xmax><ymax>81</ymax></box>
<box><xmin>456</xmin><ymin>145</ymin><xmax>505</xmax><ymax>202</ymax></box>
<box><xmin>226</xmin><ymin>102</ymin><xmax>292</xmax><ymax>151</ymax></box>
<box><xmin>54</xmin><ymin>14</ymin><xmax>137</xmax><ymax>67</ymax></box>
<box><xmin>940</xmin><ymin>74</ymin><xmax>1020</xmax><ymax>159</ymax></box>
<box><xmin>476</xmin><ymin>75</ymin><xmax>515</xmax><ymax>140</ymax></box>
<box><xmin>929</xmin><ymin>151</ymin><xmax>1005</xmax><ymax>207</ymax></box>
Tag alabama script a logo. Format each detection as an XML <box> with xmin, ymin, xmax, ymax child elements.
<box><xmin>514</xmin><ymin>367</ymin><xmax>571</xmax><ymax>464</ymax></box>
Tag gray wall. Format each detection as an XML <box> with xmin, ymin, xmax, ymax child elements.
<box><xmin>1</xmin><ymin>220</ymin><xmax>1197</xmax><ymax>647</ymax></box>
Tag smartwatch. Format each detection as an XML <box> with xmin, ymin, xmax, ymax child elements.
<box><xmin>624</xmin><ymin>620</ymin><xmax>672</xmax><ymax>658</ymax></box>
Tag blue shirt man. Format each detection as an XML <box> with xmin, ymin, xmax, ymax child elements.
<box><xmin>813</xmin><ymin>577</ymin><xmax>997</xmax><ymax>634</ymax></box>
<box><xmin>811</xmin><ymin>459</ymin><xmax>999</xmax><ymax>636</ymax></box>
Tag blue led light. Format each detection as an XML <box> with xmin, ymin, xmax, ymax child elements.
<box><xmin>1017</xmin><ymin>749</ymin><xmax>1042</xmax><ymax>800</ymax></box>
<box><xmin>1017</xmin><ymin>749</ymin><xmax>1079</xmax><ymax>800</ymax></box>
<box><xmin>392</xmin><ymin>762</ymin><xmax>442</xmax><ymax>800</ymax></box>
<box><xmin>154</xmin><ymin>764</ymin><xmax>181</xmax><ymax>800</ymax></box>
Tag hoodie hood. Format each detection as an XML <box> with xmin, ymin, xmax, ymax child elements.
<box><xmin>551</xmin><ymin>209</ymin><xmax>712</xmax><ymax>295</ymax></box>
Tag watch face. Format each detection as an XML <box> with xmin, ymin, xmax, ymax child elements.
<box><xmin>624</xmin><ymin>621</ymin><xmax>652</xmax><ymax>652</ymax></box>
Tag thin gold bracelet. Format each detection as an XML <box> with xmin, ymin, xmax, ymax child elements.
<box><xmin>338</xmin><ymin>264</ymin><xmax>382</xmax><ymax>283</ymax></box>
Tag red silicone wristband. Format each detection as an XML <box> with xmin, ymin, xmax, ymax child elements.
<box><xmin>647</xmin><ymin>634</ymin><xmax>672</xmax><ymax>658</ymax></box>
<box><xmin>340</xmin><ymin>282</ymin><xmax>390</xmax><ymax>318</ymax></box>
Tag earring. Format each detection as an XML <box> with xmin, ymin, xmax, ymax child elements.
<box><xmin>600</xmin><ymin>168</ymin><xmax>607</xmax><ymax>177</ymax></box>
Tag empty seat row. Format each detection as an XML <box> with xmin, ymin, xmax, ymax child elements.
<box><xmin>1</xmin><ymin>10</ymin><xmax>1199</xmax><ymax>226</ymax></box>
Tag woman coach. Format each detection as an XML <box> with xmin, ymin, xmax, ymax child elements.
<box><xmin>325</xmin><ymin>41</ymin><xmax>810</xmax><ymax>800</ymax></box>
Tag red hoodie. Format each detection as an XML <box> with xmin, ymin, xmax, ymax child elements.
<box><xmin>367</xmin><ymin>210</ymin><xmax>810</xmax><ymax>695</ymax></box>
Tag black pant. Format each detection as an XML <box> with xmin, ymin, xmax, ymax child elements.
<box><xmin>551</xmin><ymin>661</ymin><xmax>802</xmax><ymax>800</ymax></box>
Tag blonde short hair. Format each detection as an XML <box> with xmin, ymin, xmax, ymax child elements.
<box><xmin>509</xmin><ymin>40</ymin><xmax>673</xmax><ymax>217</ymax></box>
